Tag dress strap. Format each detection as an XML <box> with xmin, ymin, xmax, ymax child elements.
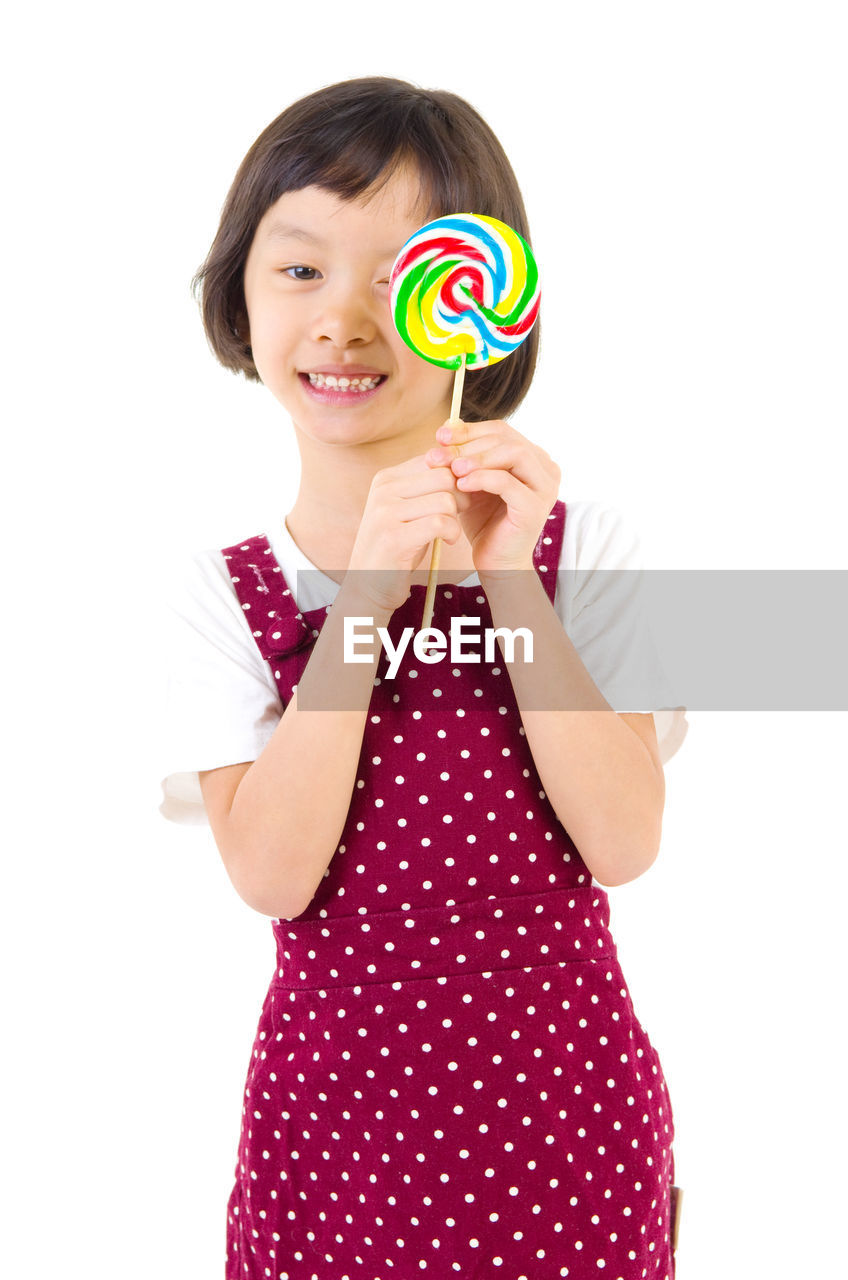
<box><xmin>532</xmin><ymin>500</ymin><xmax>566</xmax><ymax>604</ymax></box>
<box><xmin>221</xmin><ymin>534</ymin><xmax>322</xmax><ymax>704</ymax></box>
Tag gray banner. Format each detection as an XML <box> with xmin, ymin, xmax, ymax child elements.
<box><xmin>293</xmin><ymin>570</ymin><xmax>848</xmax><ymax>711</ymax></box>
<box><xmin>637</xmin><ymin>570</ymin><xmax>848</xmax><ymax>711</ymax></box>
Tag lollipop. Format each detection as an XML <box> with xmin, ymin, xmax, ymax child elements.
<box><xmin>389</xmin><ymin>213</ymin><xmax>540</xmax><ymax>627</ymax></box>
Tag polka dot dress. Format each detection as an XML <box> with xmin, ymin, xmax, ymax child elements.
<box><xmin>221</xmin><ymin>503</ymin><xmax>675</xmax><ymax>1280</ymax></box>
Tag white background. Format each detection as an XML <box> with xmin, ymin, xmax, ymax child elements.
<box><xmin>3</xmin><ymin>2</ymin><xmax>846</xmax><ymax>1277</ymax></box>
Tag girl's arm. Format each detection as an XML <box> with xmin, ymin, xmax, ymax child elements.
<box><xmin>478</xmin><ymin>569</ymin><xmax>664</xmax><ymax>886</ymax></box>
<box><xmin>429</xmin><ymin>420</ymin><xmax>665</xmax><ymax>887</ymax></box>
<box><xmin>200</xmin><ymin>578</ymin><xmax>393</xmax><ymax>920</ymax></box>
<box><xmin>200</xmin><ymin>455</ymin><xmax>464</xmax><ymax>920</ymax></box>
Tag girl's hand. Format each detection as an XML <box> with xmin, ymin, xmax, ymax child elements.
<box><xmin>426</xmin><ymin>419</ymin><xmax>560</xmax><ymax>574</ymax></box>
<box><xmin>346</xmin><ymin>455</ymin><xmax>467</xmax><ymax>613</ymax></box>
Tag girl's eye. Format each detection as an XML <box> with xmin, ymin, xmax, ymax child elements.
<box><xmin>284</xmin><ymin>265</ymin><xmax>320</xmax><ymax>281</ymax></box>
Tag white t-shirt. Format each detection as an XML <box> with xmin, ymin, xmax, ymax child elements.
<box><xmin>160</xmin><ymin>501</ymin><xmax>687</xmax><ymax>824</ymax></box>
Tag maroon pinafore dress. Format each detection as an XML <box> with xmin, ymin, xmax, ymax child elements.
<box><xmin>221</xmin><ymin>501</ymin><xmax>675</xmax><ymax>1280</ymax></box>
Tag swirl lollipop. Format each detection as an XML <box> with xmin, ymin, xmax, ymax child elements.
<box><xmin>389</xmin><ymin>213</ymin><xmax>540</xmax><ymax>627</ymax></box>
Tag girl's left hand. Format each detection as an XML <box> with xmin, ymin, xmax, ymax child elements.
<box><xmin>426</xmin><ymin>419</ymin><xmax>561</xmax><ymax>574</ymax></box>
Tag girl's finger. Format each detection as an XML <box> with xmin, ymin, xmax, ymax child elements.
<box><xmin>453</xmin><ymin>443</ymin><xmax>554</xmax><ymax>495</ymax></box>
<box><xmin>451</xmin><ymin>441</ymin><xmax>524</xmax><ymax>471</ymax></box>
<box><xmin>455</xmin><ymin>466</ymin><xmax>538</xmax><ymax>517</ymax></box>
<box><xmin>377</xmin><ymin>462</ymin><xmax>459</xmax><ymax>498</ymax></box>
<box><xmin>425</xmin><ymin>446</ymin><xmax>459</xmax><ymax>467</ymax></box>
<box><xmin>435</xmin><ymin>418</ymin><xmax>516</xmax><ymax>448</ymax></box>
<box><xmin>439</xmin><ymin>430</ymin><xmax>547</xmax><ymax>469</ymax></box>
<box><xmin>394</xmin><ymin>490</ymin><xmax>459</xmax><ymax>525</ymax></box>
<box><xmin>441</xmin><ymin>433</ymin><xmax>505</xmax><ymax>458</ymax></box>
<box><xmin>400</xmin><ymin>512</ymin><xmax>463</xmax><ymax>546</ymax></box>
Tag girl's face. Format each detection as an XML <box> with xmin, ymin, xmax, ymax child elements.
<box><xmin>243</xmin><ymin>168</ymin><xmax>454</xmax><ymax>454</ymax></box>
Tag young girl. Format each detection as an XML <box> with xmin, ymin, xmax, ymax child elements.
<box><xmin>162</xmin><ymin>77</ymin><xmax>686</xmax><ymax>1280</ymax></box>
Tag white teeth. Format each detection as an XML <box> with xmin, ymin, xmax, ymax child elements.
<box><xmin>307</xmin><ymin>373</ymin><xmax>382</xmax><ymax>392</ymax></box>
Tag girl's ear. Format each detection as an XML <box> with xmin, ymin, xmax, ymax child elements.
<box><xmin>234</xmin><ymin>307</ymin><xmax>250</xmax><ymax>346</ymax></box>
<box><xmin>233</xmin><ymin>308</ymin><xmax>256</xmax><ymax>373</ymax></box>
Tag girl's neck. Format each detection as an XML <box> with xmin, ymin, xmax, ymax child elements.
<box><xmin>286</xmin><ymin>445</ymin><xmax>475</xmax><ymax>583</ymax></box>
<box><xmin>285</xmin><ymin>492</ymin><xmax>364</xmax><ymax>579</ymax></box>
<box><xmin>286</xmin><ymin>441</ymin><xmax>383</xmax><ymax>569</ymax></box>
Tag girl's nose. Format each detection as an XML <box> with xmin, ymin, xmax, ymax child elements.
<box><xmin>310</xmin><ymin>284</ymin><xmax>379</xmax><ymax>348</ymax></box>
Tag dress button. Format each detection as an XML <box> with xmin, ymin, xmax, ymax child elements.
<box><xmin>265</xmin><ymin>613</ymin><xmax>314</xmax><ymax>656</ymax></box>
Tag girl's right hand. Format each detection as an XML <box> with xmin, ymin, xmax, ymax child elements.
<box><xmin>346</xmin><ymin>455</ymin><xmax>464</xmax><ymax>614</ymax></box>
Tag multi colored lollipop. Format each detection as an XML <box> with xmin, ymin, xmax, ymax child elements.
<box><xmin>389</xmin><ymin>213</ymin><xmax>541</xmax><ymax>627</ymax></box>
<box><xmin>389</xmin><ymin>213</ymin><xmax>540</xmax><ymax>371</ymax></box>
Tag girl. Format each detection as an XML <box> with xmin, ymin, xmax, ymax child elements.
<box><xmin>162</xmin><ymin>77</ymin><xmax>686</xmax><ymax>1280</ymax></box>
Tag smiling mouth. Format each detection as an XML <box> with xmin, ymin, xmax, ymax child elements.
<box><xmin>303</xmin><ymin>372</ymin><xmax>386</xmax><ymax>393</ymax></box>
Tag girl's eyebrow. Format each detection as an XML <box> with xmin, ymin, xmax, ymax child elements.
<box><xmin>264</xmin><ymin>222</ymin><xmax>323</xmax><ymax>245</ymax></box>
<box><xmin>263</xmin><ymin>220</ymin><xmax>401</xmax><ymax>259</ymax></box>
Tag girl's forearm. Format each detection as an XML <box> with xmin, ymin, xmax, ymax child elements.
<box><xmin>480</xmin><ymin>570</ymin><xmax>665</xmax><ymax>887</ymax></box>
<box><xmin>222</xmin><ymin>582</ymin><xmax>393</xmax><ymax>920</ymax></box>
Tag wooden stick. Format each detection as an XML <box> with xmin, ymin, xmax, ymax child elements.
<box><xmin>421</xmin><ymin>353</ymin><xmax>467</xmax><ymax>631</ymax></box>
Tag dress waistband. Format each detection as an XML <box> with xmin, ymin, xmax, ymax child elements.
<box><xmin>271</xmin><ymin>886</ymin><xmax>616</xmax><ymax>991</ymax></box>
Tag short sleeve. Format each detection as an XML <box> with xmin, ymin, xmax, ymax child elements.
<box><xmin>159</xmin><ymin>549</ymin><xmax>283</xmax><ymax>824</ymax></box>
<box><xmin>557</xmin><ymin>502</ymin><xmax>688</xmax><ymax>765</ymax></box>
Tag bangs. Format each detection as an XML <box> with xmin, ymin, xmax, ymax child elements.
<box><xmin>259</xmin><ymin>103</ymin><xmax>476</xmax><ymax>224</ymax></box>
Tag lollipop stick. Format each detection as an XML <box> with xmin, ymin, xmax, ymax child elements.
<box><xmin>421</xmin><ymin>353</ymin><xmax>467</xmax><ymax>631</ymax></box>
